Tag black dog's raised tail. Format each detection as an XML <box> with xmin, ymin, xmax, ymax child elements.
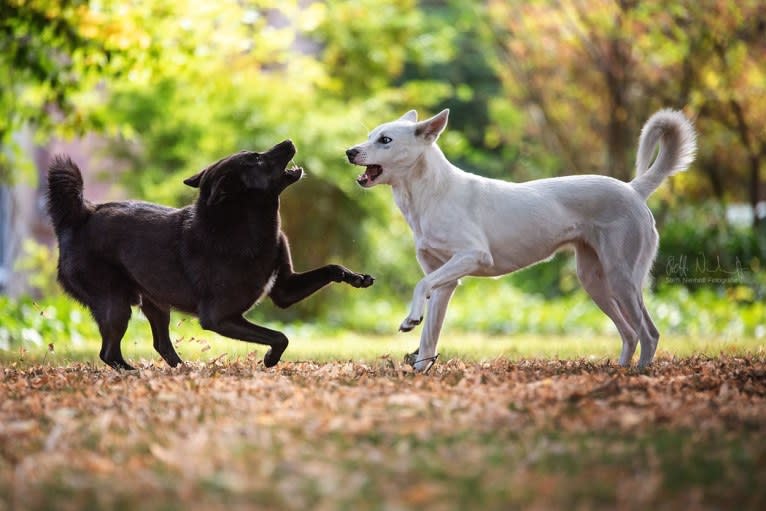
<box><xmin>47</xmin><ymin>155</ymin><xmax>90</xmax><ymax>232</ymax></box>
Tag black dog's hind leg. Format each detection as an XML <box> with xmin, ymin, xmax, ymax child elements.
<box><xmin>141</xmin><ymin>298</ymin><xmax>183</xmax><ymax>367</ymax></box>
<box><xmin>268</xmin><ymin>233</ymin><xmax>373</xmax><ymax>309</ymax></box>
<box><xmin>198</xmin><ymin>307</ymin><xmax>288</xmax><ymax>368</ymax></box>
<box><xmin>92</xmin><ymin>295</ymin><xmax>134</xmax><ymax>370</ymax></box>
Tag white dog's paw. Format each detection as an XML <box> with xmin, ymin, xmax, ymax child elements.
<box><xmin>413</xmin><ymin>353</ymin><xmax>439</xmax><ymax>373</ymax></box>
<box><xmin>399</xmin><ymin>315</ymin><xmax>423</xmax><ymax>332</ymax></box>
<box><xmin>413</xmin><ymin>359</ymin><xmax>430</xmax><ymax>372</ymax></box>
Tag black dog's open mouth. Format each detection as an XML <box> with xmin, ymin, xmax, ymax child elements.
<box><xmin>356</xmin><ymin>165</ymin><xmax>382</xmax><ymax>187</ymax></box>
<box><xmin>285</xmin><ymin>165</ymin><xmax>304</xmax><ymax>182</ymax></box>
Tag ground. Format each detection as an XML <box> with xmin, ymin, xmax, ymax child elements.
<box><xmin>1</xmin><ymin>348</ymin><xmax>764</xmax><ymax>510</ymax></box>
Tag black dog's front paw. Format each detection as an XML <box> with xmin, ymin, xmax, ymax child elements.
<box><xmin>347</xmin><ymin>273</ymin><xmax>374</xmax><ymax>288</ymax></box>
<box><xmin>263</xmin><ymin>338</ymin><xmax>288</xmax><ymax>368</ymax></box>
<box><xmin>328</xmin><ymin>265</ymin><xmax>374</xmax><ymax>288</ymax></box>
<box><xmin>263</xmin><ymin>348</ymin><xmax>282</xmax><ymax>368</ymax></box>
<box><xmin>334</xmin><ymin>265</ymin><xmax>374</xmax><ymax>288</ymax></box>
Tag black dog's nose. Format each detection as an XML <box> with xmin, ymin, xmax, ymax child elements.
<box><xmin>346</xmin><ymin>148</ymin><xmax>359</xmax><ymax>162</ymax></box>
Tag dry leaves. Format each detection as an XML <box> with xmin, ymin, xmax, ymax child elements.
<box><xmin>1</xmin><ymin>354</ymin><xmax>764</xmax><ymax>510</ymax></box>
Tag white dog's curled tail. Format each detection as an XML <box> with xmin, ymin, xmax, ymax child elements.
<box><xmin>630</xmin><ymin>109</ymin><xmax>697</xmax><ymax>200</ymax></box>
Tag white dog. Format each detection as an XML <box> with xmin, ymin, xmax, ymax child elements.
<box><xmin>346</xmin><ymin>108</ymin><xmax>696</xmax><ymax>371</ymax></box>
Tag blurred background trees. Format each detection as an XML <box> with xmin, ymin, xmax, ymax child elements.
<box><xmin>1</xmin><ymin>0</ymin><xmax>763</xmax><ymax>340</ymax></box>
<box><xmin>486</xmin><ymin>0</ymin><xmax>766</xmax><ymax>213</ymax></box>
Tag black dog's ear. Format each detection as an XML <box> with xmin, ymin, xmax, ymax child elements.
<box><xmin>183</xmin><ymin>162</ymin><xmax>229</xmax><ymax>205</ymax></box>
<box><xmin>184</xmin><ymin>157</ymin><xmax>225</xmax><ymax>188</ymax></box>
<box><xmin>184</xmin><ymin>171</ymin><xmax>204</xmax><ymax>188</ymax></box>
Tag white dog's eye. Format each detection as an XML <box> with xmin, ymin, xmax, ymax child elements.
<box><xmin>378</xmin><ymin>136</ymin><xmax>392</xmax><ymax>144</ymax></box>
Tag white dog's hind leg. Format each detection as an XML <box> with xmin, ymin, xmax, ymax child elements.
<box><xmin>410</xmin><ymin>281</ymin><xmax>458</xmax><ymax>372</ymax></box>
<box><xmin>400</xmin><ymin>250</ymin><xmax>492</xmax><ymax>332</ymax></box>
<box><xmin>608</xmin><ymin>278</ymin><xmax>658</xmax><ymax>368</ymax></box>
<box><xmin>636</xmin><ymin>297</ymin><xmax>660</xmax><ymax>368</ymax></box>
<box><xmin>603</xmin><ymin>244</ymin><xmax>660</xmax><ymax>368</ymax></box>
<box><xmin>635</xmin><ymin>243</ymin><xmax>661</xmax><ymax>366</ymax></box>
<box><xmin>640</xmin><ymin>301</ymin><xmax>660</xmax><ymax>360</ymax></box>
<box><xmin>613</xmin><ymin>299</ymin><xmax>640</xmax><ymax>366</ymax></box>
<box><xmin>575</xmin><ymin>243</ymin><xmax>639</xmax><ymax>366</ymax></box>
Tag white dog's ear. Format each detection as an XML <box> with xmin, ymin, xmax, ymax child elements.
<box><xmin>400</xmin><ymin>110</ymin><xmax>418</xmax><ymax>122</ymax></box>
<box><xmin>414</xmin><ymin>109</ymin><xmax>449</xmax><ymax>143</ymax></box>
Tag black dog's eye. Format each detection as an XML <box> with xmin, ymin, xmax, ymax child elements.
<box><xmin>378</xmin><ymin>136</ymin><xmax>392</xmax><ymax>144</ymax></box>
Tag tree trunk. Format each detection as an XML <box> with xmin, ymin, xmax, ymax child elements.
<box><xmin>700</xmin><ymin>160</ymin><xmax>725</xmax><ymax>200</ymax></box>
<box><xmin>749</xmin><ymin>154</ymin><xmax>761</xmax><ymax>227</ymax></box>
<box><xmin>604</xmin><ymin>37</ymin><xmax>631</xmax><ymax>181</ymax></box>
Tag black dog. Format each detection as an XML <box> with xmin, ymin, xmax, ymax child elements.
<box><xmin>47</xmin><ymin>140</ymin><xmax>373</xmax><ymax>370</ymax></box>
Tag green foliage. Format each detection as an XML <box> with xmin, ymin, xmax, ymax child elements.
<box><xmin>13</xmin><ymin>238</ymin><xmax>60</xmax><ymax>297</ymax></box>
<box><xmin>401</xmin><ymin>1</ymin><xmax>512</xmax><ymax>179</ymax></box>
<box><xmin>0</xmin><ymin>294</ymin><xmax>98</xmax><ymax>352</ymax></box>
<box><xmin>79</xmin><ymin>0</ymin><xmax>461</xmax><ymax>321</ymax></box>
<box><xmin>655</xmin><ymin>202</ymin><xmax>766</xmax><ymax>298</ymax></box>
<box><xmin>2</xmin><ymin>0</ymin><xmax>764</xmax><ymax>332</ymax></box>
<box><xmin>3</xmin><ymin>282</ymin><xmax>761</xmax><ymax>355</ymax></box>
<box><xmin>314</xmin><ymin>0</ymin><xmax>435</xmax><ymax>96</ymax></box>
<box><xmin>0</xmin><ymin>0</ymin><xmax>150</xmax><ymax>180</ymax></box>
<box><xmin>451</xmin><ymin>280</ymin><xmax>765</xmax><ymax>340</ymax></box>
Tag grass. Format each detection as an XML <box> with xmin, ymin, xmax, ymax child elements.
<box><xmin>3</xmin><ymin>321</ymin><xmax>763</xmax><ymax>368</ymax></box>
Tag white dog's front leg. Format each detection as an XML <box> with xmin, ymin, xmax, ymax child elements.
<box><xmin>411</xmin><ymin>281</ymin><xmax>458</xmax><ymax>372</ymax></box>
<box><xmin>399</xmin><ymin>250</ymin><xmax>492</xmax><ymax>332</ymax></box>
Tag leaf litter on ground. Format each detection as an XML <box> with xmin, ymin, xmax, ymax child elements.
<box><xmin>1</xmin><ymin>354</ymin><xmax>764</xmax><ymax>510</ymax></box>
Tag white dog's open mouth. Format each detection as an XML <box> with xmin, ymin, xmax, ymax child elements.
<box><xmin>356</xmin><ymin>165</ymin><xmax>383</xmax><ymax>187</ymax></box>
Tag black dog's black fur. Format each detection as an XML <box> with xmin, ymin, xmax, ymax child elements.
<box><xmin>47</xmin><ymin>140</ymin><xmax>373</xmax><ymax>370</ymax></box>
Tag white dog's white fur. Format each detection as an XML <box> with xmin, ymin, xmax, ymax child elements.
<box><xmin>347</xmin><ymin>109</ymin><xmax>696</xmax><ymax>371</ymax></box>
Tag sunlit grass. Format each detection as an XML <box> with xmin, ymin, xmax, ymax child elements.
<box><xmin>3</xmin><ymin>327</ymin><xmax>762</xmax><ymax>368</ymax></box>
<box><xmin>3</xmin><ymin>284</ymin><xmax>763</xmax><ymax>369</ymax></box>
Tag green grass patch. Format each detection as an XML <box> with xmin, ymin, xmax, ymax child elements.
<box><xmin>3</xmin><ymin>328</ymin><xmax>764</xmax><ymax>368</ymax></box>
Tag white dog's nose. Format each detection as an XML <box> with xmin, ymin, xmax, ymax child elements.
<box><xmin>346</xmin><ymin>148</ymin><xmax>359</xmax><ymax>162</ymax></box>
